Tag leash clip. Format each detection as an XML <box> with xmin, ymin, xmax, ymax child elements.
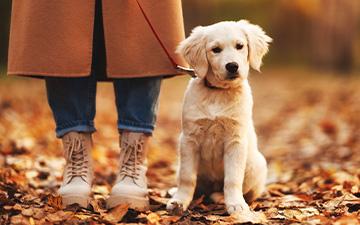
<box><xmin>176</xmin><ymin>65</ymin><xmax>197</xmax><ymax>78</ymax></box>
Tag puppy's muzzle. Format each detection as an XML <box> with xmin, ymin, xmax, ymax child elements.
<box><xmin>225</xmin><ymin>62</ymin><xmax>239</xmax><ymax>79</ymax></box>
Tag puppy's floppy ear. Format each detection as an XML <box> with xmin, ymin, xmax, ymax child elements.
<box><xmin>238</xmin><ymin>20</ymin><xmax>272</xmax><ymax>71</ymax></box>
<box><xmin>177</xmin><ymin>26</ymin><xmax>208</xmax><ymax>78</ymax></box>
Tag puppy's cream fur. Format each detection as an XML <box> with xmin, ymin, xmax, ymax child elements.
<box><xmin>167</xmin><ymin>20</ymin><xmax>271</xmax><ymax>222</ymax></box>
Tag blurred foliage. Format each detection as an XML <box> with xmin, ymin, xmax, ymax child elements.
<box><xmin>182</xmin><ymin>0</ymin><xmax>360</xmax><ymax>73</ymax></box>
<box><xmin>1</xmin><ymin>0</ymin><xmax>360</xmax><ymax>73</ymax></box>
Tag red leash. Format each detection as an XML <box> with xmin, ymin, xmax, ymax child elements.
<box><xmin>135</xmin><ymin>0</ymin><xmax>196</xmax><ymax>77</ymax></box>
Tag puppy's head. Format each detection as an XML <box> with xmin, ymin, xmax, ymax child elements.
<box><xmin>177</xmin><ymin>20</ymin><xmax>272</xmax><ymax>88</ymax></box>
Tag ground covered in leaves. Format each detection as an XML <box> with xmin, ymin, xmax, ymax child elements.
<box><xmin>0</xmin><ymin>69</ymin><xmax>359</xmax><ymax>224</ymax></box>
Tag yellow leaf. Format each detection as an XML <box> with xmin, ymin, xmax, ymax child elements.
<box><xmin>74</xmin><ymin>214</ymin><xmax>91</xmax><ymax>220</ymax></box>
<box><xmin>29</xmin><ymin>217</ymin><xmax>35</xmax><ymax>225</ymax></box>
<box><xmin>147</xmin><ymin>212</ymin><xmax>160</xmax><ymax>225</ymax></box>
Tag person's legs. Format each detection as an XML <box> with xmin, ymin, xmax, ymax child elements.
<box><xmin>45</xmin><ymin>75</ymin><xmax>97</xmax><ymax>138</ymax></box>
<box><xmin>107</xmin><ymin>77</ymin><xmax>162</xmax><ymax>210</ymax></box>
<box><xmin>45</xmin><ymin>75</ymin><xmax>97</xmax><ymax>208</ymax></box>
<box><xmin>113</xmin><ymin>76</ymin><xmax>162</xmax><ymax>134</ymax></box>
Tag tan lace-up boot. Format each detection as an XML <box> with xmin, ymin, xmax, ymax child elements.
<box><xmin>107</xmin><ymin>132</ymin><xmax>149</xmax><ymax>210</ymax></box>
<box><xmin>58</xmin><ymin>132</ymin><xmax>93</xmax><ymax>208</ymax></box>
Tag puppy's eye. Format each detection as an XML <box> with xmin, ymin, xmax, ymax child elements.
<box><xmin>236</xmin><ymin>43</ymin><xmax>244</xmax><ymax>50</ymax></box>
<box><xmin>212</xmin><ymin>47</ymin><xmax>222</xmax><ymax>53</ymax></box>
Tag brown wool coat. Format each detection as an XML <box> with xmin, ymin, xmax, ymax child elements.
<box><xmin>7</xmin><ymin>0</ymin><xmax>186</xmax><ymax>78</ymax></box>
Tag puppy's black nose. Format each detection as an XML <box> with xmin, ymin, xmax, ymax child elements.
<box><xmin>225</xmin><ymin>62</ymin><xmax>239</xmax><ymax>74</ymax></box>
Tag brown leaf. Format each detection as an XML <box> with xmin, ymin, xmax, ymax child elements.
<box><xmin>21</xmin><ymin>208</ymin><xmax>34</xmax><ymax>217</ymax></box>
<box><xmin>46</xmin><ymin>194</ymin><xmax>62</xmax><ymax>209</ymax></box>
<box><xmin>149</xmin><ymin>194</ymin><xmax>169</xmax><ymax>206</ymax></box>
<box><xmin>334</xmin><ymin>214</ymin><xmax>360</xmax><ymax>225</ymax></box>
<box><xmin>13</xmin><ymin>203</ymin><xmax>23</xmax><ymax>211</ymax></box>
<box><xmin>46</xmin><ymin>212</ymin><xmax>63</xmax><ymax>223</ymax></box>
<box><xmin>160</xmin><ymin>215</ymin><xmax>181</xmax><ymax>224</ymax></box>
<box><xmin>189</xmin><ymin>195</ymin><xmax>205</xmax><ymax>210</ymax></box>
<box><xmin>294</xmin><ymin>193</ymin><xmax>313</xmax><ymax>202</ymax></box>
<box><xmin>10</xmin><ymin>214</ymin><xmax>30</xmax><ymax>225</ymax></box>
<box><xmin>306</xmin><ymin>215</ymin><xmax>331</xmax><ymax>224</ymax></box>
<box><xmin>103</xmin><ymin>204</ymin><xmax>129</xmax><ymax>223</ymax></box>
<box><xmin>320</xmin><ymin>119</ymin><xmax>337</xmax><ymax>136</ymax></box>
<box><xmin>32</xmin><ymin>208</ymin><xmax>46</xmax><ymax>220</ymax></box>
<box><xmin>89</xmin><ymin>198</ymin><xmax>106</xmax><ymax>214</ymax></box>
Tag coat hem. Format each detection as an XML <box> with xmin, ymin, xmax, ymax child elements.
<box><xmin>7</xmin><ymin>71</ymin><xmax>187</xmax><ymax>79</ymax></box>
<box><xmin>7</xmin><ymin>71</ymin><xmax>92</xmax><ymax>79</ymax></box>
<box><xmin>106</xmin><ymin>71</ymin><xmax>185</xmax><ymax>78</ymax></box>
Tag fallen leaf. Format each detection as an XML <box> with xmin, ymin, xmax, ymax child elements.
<box><xmin>147</xmin><ymin>212</ymin><xmax>160</xmax><ymax>225</ymax></box>
<box><xmin>46</xmin><ymin>194</ymin><xmax>62</xmax><ymax>209</ymax></box>
<box><xmin>21</xmin><ymin>208</ymin><xmax>34</xmax><ymax>217</ymax></box>
<box><xmin>103</xmin><ymin>204</ymin><xmax>129</xmax><ymax>223</ymax></box>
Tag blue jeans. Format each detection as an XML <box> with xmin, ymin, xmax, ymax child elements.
<box><xmin>45</xmin><ymin>76</ymin><xmax>162</xmax><ymax>138</ymax></box>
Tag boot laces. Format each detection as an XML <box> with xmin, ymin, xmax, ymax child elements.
<box><xmin>64</xmin><ymin>135</ymin><xmax>89</xmax><ymax>184</ymax></box>
<box><xmin>118</xmin><ymin>138</ymin><xmax>144</xmax><ymax>182</ymax></box>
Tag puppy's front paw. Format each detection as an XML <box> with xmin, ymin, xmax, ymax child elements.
<box><xmin>227</xmin><ymin>204</ymin><xmax>261</xmax><ymax>223</ymax></box>
<box><xmin>166</xmin><ymin>190</ymin><xmax>193</xmax><ymax>215</ymax></box>
<box><xmin>166</xmin><ymin>198</ymin><xmax>185</xmax><ymax>215</ymax></box>
<box><xmin>227</xmin><ymin>203</ymin><xmax>249</xmax><ymax>215</ymax></box>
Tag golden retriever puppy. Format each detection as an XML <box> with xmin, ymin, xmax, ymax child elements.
<box><xmin>166</xmin><ymin>20</ymin><xmax>272</xmax><ymax>223</ymax></box>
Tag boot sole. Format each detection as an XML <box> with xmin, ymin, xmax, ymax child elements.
<box><xmin>62</xmin><ymin>195</ymin><xmax>89</xmax><ymax>208</ymax></box>
<box><xmin>107</xmin><ymin>194</ymin><xmax>149</xmax><ymax>211</ymax></box>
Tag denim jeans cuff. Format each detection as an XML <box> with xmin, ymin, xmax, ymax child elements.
<box><xmin>56</xmin><ymin>122</ymin><xmax>96</xmax><ymax>138</ymax></box>
<box><xmin>117</xmin><ymin>120</ymin><xmax>154</xmax><ymax>134</ymax></box>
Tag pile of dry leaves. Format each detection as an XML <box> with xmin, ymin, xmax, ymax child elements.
<box><xmin>0</xmin><ymin>70</ymin><xmax>359</xmax><ymax>224</ymax></box>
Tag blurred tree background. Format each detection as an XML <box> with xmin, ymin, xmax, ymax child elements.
<box><xmin>1</xmin><ymin>0</ymin><xmax>360</xmax><ymax>73</ymax></box>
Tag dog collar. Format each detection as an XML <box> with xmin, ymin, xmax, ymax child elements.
<box><xmin>204</xmin><ymin>78</ymin><xmax>224</xmax><ymax>90</ymax></box>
